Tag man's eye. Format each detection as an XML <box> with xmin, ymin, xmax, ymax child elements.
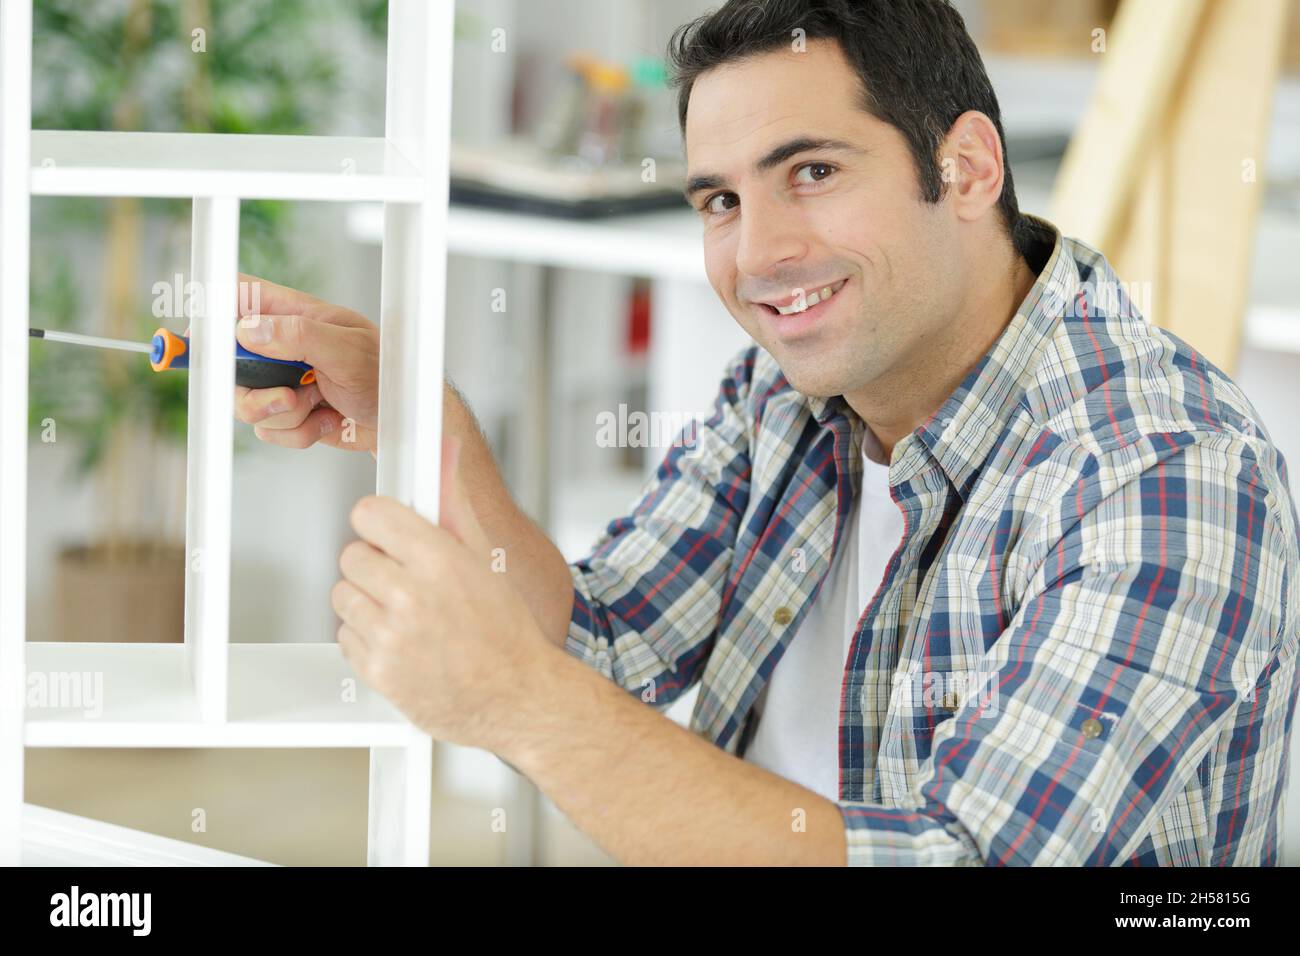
<box><xmin>794</xmin><ymin>162</ymin><xmax>835</xmax><ymax>185</ymax></box>
<box><xmin>704</xmin><ymin>192</ymin><xmax>739</xmax><ymax>214</ymax></box>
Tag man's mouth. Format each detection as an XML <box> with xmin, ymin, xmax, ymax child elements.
<box><xmin>755</xmin><ymin>278</ymin><xmax>848</xmax><ymax>315</ymax></box>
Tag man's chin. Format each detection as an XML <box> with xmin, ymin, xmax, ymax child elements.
<box><xmin>770</xmin><ymin>362</ymin><xmax>846</xmax><ymax>401</ymax></box>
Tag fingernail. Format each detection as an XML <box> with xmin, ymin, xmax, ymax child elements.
<box><xmin>239</xmin><ymin>314</ymin><xmax>272</xmax><ymax>344</ymax></box>
<box><xmin>265</xmin><ymin>399</ymin><xmax>290</xmax><ymax>416</ymax></box>
<box><xmin>319</xmin><ymin>416</ymin><xmax>336</xmax><ymax>436</ymax></box>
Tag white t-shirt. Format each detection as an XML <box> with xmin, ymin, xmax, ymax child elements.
<box><xmin>742</xmin><ymin>442</ymin><xmax>903</xmax><ymax>801</ymax></box>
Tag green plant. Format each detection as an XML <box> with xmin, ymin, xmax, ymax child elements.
<box><xmin>28</xmin><ymin>0</ymin><xmax>387</xmax><ymax>544</ymax></box>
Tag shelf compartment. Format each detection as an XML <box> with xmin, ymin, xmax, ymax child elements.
<box><xmin>24</xmin><ymin>642</ymin><xmax>421</xmax><ymax>748</ymax></box>
<box><xmin>29</xmin><ymin>130</ymin><xmax>425</xmax><ymax>202</ymax></box>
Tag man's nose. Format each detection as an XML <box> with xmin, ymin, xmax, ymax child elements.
<box><xmin>734</xmin><ymin>191</ymin><xmax>808</xmax><ymax>279</ymax></box>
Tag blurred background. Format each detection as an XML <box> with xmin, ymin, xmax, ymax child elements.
<box><xmin>22</xmin><ymin>0</ymin><xmax>1300</xmax><ymax>865</ymax></box>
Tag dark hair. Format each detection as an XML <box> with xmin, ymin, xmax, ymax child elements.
<box><xmin>668</xmin><ymin>0</ymin><xmax>1029</xmax><ymax>256</ymax></box>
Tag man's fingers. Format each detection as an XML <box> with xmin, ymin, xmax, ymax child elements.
<box><xmin>253</xmin><ymin>406</ymin><xmax>344</xmax><ymax>450</ymax></box>
<box><xmin>235</xmin><ymin>382</ymin><xmax>322</xmax><ymax>427</ymax></box>
<box><xmin>336</xmin><ymin>621</ymin><xmax>371</xmax><ymax>673</ymax></box>
<box><xmin>330</xmin><ymin>567</ymin><xmax>384</xmax><ymax>629</ymax></box>
<box><xmin>337</xmin><ymin>542</ymin><xmax>423</xmax><ymax>623</ymax></box>
<box><xmin>235</xmin><ymin>385</ymin><xmax>285</xmax><ymax>425</ymax></box>
<box><xmin>316</xmin><ymin>420</ymin><xmax>376</xmax><ymax>453</ymax></box>
<box><xmin>348</xmin><ymin>495</ymin><xmax>445</xmax><ymax>570</ymax></box>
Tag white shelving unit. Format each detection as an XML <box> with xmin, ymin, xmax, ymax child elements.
<box><xmin>0</xmin><ymin>0</ymin><xmax>454</xmax><ymax>865</ymax></box>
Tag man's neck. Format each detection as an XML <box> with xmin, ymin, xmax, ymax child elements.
<box><xmin>846</xmin><ymin>243</ymin><xmax>1038</xmax><ymax>465</ymax></box>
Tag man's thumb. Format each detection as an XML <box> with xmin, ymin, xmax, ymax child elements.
<box><xmin>439</xmin><ymin>435</ymin><xmax>490</xmax><ymax>557</ymax></box>
<box><xmin>236</xmin><ymin>313</ymin><xmax>341</xmax><ymax>366</ymax></box>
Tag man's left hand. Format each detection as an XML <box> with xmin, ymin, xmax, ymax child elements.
<box><xmin>330</xmin><ymin>436</ymin><xmax>553</xmax><ymax>754</ymax></box>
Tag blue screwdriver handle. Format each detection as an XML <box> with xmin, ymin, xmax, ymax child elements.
<box><xmin>150</xmin><ymin>328</ymin><xmax>316</xmax><ymax>389</ymax></box>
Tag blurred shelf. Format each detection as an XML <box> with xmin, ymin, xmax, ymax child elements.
<box><xmin>30</xmin><ymin>130</ymin><xmax>425</xmax><ymax>202</ymax></box>
<box><xmin>23</xmin><ymin>804</ymin><xmax>272</xmax><ymax>866</ymax></box>
<box><xmin>1246</xmin><ymin>304</ymin><xmax>1300</xmax><ymax>355</ymax></box>
<box><xmin>348</xmin><ymin>201</ymin><xmax>707</xmax><ymax>282</ymax></box>
<box><xmin>25</xmin><ymin>641</ymin><xmax>420</xmax><ymax>748</ymax></box>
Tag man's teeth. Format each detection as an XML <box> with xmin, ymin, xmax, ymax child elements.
<box><xmin>774</xmin><ymin>284</ymin><xmax>839</xmax><ymax>316</ymax></box>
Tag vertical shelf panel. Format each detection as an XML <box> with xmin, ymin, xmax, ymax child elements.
<box><xmin>366</xmin><ymin>0</ymin><xmax>455</xmax><ymax>866</ymax></box>
<box><xmin>367</xmin><ymin>744</ymin><xmax>434</xmax><ymax>866</ymax></box>
<box><xmin>11</xmin><ymin>0</ymin><xmax>450</xmax><ymax>865</ymax></box>
<box><xmin>184</xmin><ymin>196</ymin><xmax>239</xmax><ymax>723</ymax></box>
<box><xmin>0</xmin><ymin>0</ymin><xmax>33</xmax><ymax>865</ymax></box>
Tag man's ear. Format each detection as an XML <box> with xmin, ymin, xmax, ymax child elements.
<box><xmin>941</xmin><ymin>110</ymin><xmax>1005</xmax><ymax>224</ymax></box>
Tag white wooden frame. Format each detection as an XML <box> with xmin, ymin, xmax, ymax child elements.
<box><xmin>0</xmin><ymin>0</ymin><xmax>34</xmax><ymax>867</ymax></box>
<box><xmin>0</xmin><ymin>0</ymin><xmax>453</xmax><ymax>866</ymax></box>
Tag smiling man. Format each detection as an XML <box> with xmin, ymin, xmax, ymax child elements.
<box><xmin>233</xmin><ymin>0</ymin><xmax>1299</xmax><ymax>865</ymax></box>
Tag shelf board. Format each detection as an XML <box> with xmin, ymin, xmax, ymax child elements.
<box><xmin>30</xmin><ymin>130</ymin><xmax>425</xmax><ymax>202</ymax></box>
<box><xmin>347</xmin><ymin>202</ymin><xmax>708</xmax><ymax>282</ymax></box>
<box><xmin>25</xmin><ymin>642</ymin><xmax>422</xmax><ymax>748</ymax></box>
<box><xmin>23</xmin><ymin>803</ymin><xmax>273</xmax><ymax>866</ymax></box>
<box><xmin>1246</xmin><ymin>304</ymin><xmax>1300</xmax><ymax>355</ymax></box>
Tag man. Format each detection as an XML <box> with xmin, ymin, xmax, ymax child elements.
<box><xmin>231</xmin><ymin>0</ymin><xmax>1299</xmax><ymax>865</ymax></box>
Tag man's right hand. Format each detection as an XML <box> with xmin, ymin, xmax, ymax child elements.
<box><xmin>232</xmin><ymin>272</ymin><xmax>380</xmax><ymax>452</ymax></box>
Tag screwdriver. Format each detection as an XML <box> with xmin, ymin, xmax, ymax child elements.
<box><xmin>29</xmin><ymin>326</ymin><xmax>317</xmax><ymax>390</ymax></box>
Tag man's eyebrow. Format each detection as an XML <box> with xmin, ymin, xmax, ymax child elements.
<box><xmin>684</xmin><ymin>173</ymin><xmax>726</xmax><ymax>200</ymax></box>
<box><xmin>755</xmin><ymin>137</ymin><xmax>865</xmax><ymax>172</ymax></box>
<box><xmin>684</xmin><ymin>137</ymin><xmax>867</xmax><ymax>199</ymax></box>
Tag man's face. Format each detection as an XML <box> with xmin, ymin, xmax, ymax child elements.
<box><xmin>685</xmin><ymin>39</ymin><xmax>962</xmax><ymax>399</ymax></box>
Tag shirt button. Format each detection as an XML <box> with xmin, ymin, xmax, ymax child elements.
<box><xmin>773</xmin><ymin>606</ymin><xmax>794</xmax><ymax>626</ymax></box>
<box><xmin>1081</xmin><ymin>717</ymin><xmax>1103</xmax><ymax>739</ymax></box>
<box><xmin>941</xmin><ymin>692</ymin><xmax>960</xmax><ymax>711</ymax></box>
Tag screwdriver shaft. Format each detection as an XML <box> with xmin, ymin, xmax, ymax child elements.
<box><xmin>29</xmin><ymin>327</ymin><xmax>152</xmax><ymax>354</ymax></box>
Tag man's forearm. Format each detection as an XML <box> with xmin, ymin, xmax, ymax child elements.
<box><xmin>442</xmin><ymin>380</ymin><xmax>575</xmax><ymax>647</ymax></box>
<box><xmin>503</xmin><ymin>647</ymin><xmax>848</xmax><ymax>865</ymax></box>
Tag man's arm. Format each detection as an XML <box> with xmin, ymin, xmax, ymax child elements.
<box><xmin>336</xmin><ymin>472</ymin><xmax>847</xmax><ymax>865</ymax></box>
<box><xmin>496</xmin><ymin>431</ymin><xmax>1291</xmax><ymax>866</ymax></box>
<box><xmin>512</xmin><ymin>645</ymin><xmax>847</xmax><ymax>866</ymax></box>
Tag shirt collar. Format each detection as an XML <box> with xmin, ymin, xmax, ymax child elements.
<box><xmin>802</xmin><ymin>214</ymin><xmax>1078</xmax><ymax>499</ymax></box>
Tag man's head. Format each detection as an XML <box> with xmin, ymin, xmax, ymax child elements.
<box><xmin>671</xmin><ymin>0</ymin><xmax>1030</xmax><ymax>402</ymax></box>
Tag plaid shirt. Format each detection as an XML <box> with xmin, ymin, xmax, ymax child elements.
<box><xmin>564</xmin><ymin>215</ymin><xmax>1300</xmax><ymax>866</ymax></box>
